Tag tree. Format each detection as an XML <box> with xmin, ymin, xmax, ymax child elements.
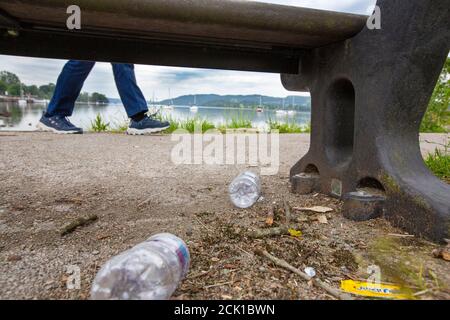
<box><xmin>38</xmin><ymin>83</ymin><xmax>56</xmax><ymax>99</ymax></box>
<box><xmin>421</xmin><ymin>58</ymin><xmax>450</xmax><ymax>133</ymax></box>
<box><xmin>0</xmin><ymin>69</ymin><xmax>110</xmax><ymax>102</ymax></box>
<box><xmin>77</xmin><ymin>92</ymin><xmax>89</xmax><ymax>103</ymax></box>
<box><xmin>90</xmin><ymin>92</ymin><xmax>109</xmax><ymax>104</ymax></box>
<box><xmin>0</xmin><ymin>80</ymin><xmax>7</xmax><ymax>95</ymax></box>
<box><xmin>7</xmin><ymin>83</ymin><xmax>21</xmax><ymax>96</ymax></box>
<box><xmin>24</xmin><ymin>84</ymin><xmax>39</xmax><ymax>97</ymax></box>
<box><xmin>0</xmin><ymin>71</ymin><xmax>20</xmax><ymax>86</ymax></box>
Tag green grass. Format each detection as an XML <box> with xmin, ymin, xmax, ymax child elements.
<box><xmin>154</xmin><ymin>113</ymin><xmax>180</xmax><ymax>133</ymax></box>
<box><xmin>420</xmin><ymin>57</ymin><xmax>449</xmax><ymax>133</ymax></box>
<box><xmin>181</xmin><ymin>117</ymin><xmax>216</xmax><ymax>133</ymax></box>
<box><xmin>225</xmin><ymin>117</ymin><xmax>253</xmax><ymax>130</ymax></box>
<box><xmin>267</xmin><ymin>117</ymin><xmax>310</xmax><ymax>134</ymax></box>
<box><xmin>301</xmin><ymin>121</ymin><xmax>311</xmax><ymax>133</ymax></box>
<box><xmin>89</xmin><ymin>112</ymin><xmax>312</xmax><ymax>135</ymax></box>
<box><xmin>104</xmin><ymin>116</ymin><xmax>130</xmax><ymax>133</ymax></box>
<box><xmin>157</xmin><ymin>111</ymin><xmax>254</xmax><ymax>133</ymax></box>
<box><xmin>90</xmin><ymin>113</ymin><xmax>110</xmax><ymax>132</ymax></box>
<box><xmin>224</xmin><ymin>112</ymin><xmax>254</xmax><ymax>129</ymax></box>
<box><xmin>155</xmin><ymin>113</ymin><xmax>215</xmax><ymax>133</ymax></box>
<box><xmin>217</xmin><ymin>113</ymin><xmax>255</xmax><ymax>133</ymax></box>
<box><xmin>91</xmin><ymin>113</ymin><xmax>214</xmax><ymax>134</ymax></box>
<box><xmin>109</xmin><ymin>120</ymin><xmax>129</xmax><ymax>133</ymax></box>
<box><xmin>425</xmin><ymin>147</ymin><xmax>450</xmax><ymax>183</ymax></box>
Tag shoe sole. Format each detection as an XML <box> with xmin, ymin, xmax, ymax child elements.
<box><xmin>127</xmin><ymin>126</ymin><xmax>170</xmax><ymax>135</ymax></box>
<box><xmin>36</xmin><ymin>122</ymin><xmax>83</xmax><ymax>135</ymax></box>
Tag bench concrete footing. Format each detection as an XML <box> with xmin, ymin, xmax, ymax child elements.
<box><xmin>342</xmin><ymin>191</ymin><xmax>386</xmax><ymax>221</ymax></box>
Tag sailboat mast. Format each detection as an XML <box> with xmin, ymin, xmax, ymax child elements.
<box><xmin>169</xmin><ymin>88</ymin><xmax>174</xmax><ymax>105</ymax></box>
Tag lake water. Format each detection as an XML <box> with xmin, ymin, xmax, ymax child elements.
<box><xmin>0</xmin><ymin>101</ymin><xmax>311</xmax><ymax>131</ymax></box>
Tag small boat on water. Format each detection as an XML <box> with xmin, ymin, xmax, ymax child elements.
<box><xmin>287</xmin><ymin>110</ymin><xmax>296</xmax><ymax>116</ymax></box>
<box><xmin>30</xmin><ymin>98</ymin><xmax>49</xmax><ymax>105</ymax></box>
<box><xmin>18</xmin><ymin>84</ymin><xmax>27</xmax><ymax>106</ymax></box>
<box><xmin>190</xmin><ymin>95</ymin><xmax>198</xmax><ymax>112</ymax></box>
<box><xmin>164</xmin><ymin>88</ymin><xmax>175</xmax><ymax>111</ymax></box>
<box><xmin>276</xmin><ymin>98</ymin><xmax>289</xmax><ymax>116</ymax></box>
<box><xmin>256</xmin><ymin>96</ymin><xmax>264</xmax><ymax>113</ymax></box>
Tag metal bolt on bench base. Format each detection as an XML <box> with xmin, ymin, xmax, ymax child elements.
<box><xmin>285</xmin><ymin>0</ymin><xmax>450</xmax><ymax>242</ymax></box>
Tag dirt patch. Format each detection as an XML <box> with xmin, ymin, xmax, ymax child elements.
<box><xmin>332</xmin><ymin>250</ymin><xmax>358</xmax><ymax>272</ymax></box>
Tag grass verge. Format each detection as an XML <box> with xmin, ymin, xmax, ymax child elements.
<box><xmin>425</xmin><ymin>146</ymin><xmax>450</xmax><ymax>183</ymax></box>
<box><xmin>91</xmin><ymin>113</ymin><xmax>311</xmax><ymax>134</ymax></box>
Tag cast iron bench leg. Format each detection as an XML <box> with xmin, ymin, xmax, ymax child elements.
<box><xmin>283</xmin><ymin>0</ymin><xmax>450</xmax><ymax>242</ymax></box>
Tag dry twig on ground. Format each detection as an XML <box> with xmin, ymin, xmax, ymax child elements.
<box><xmin>255</xmin><ymin>249</ymin><xmax>354</xmax><ymax>300</ymax></box>
<box><xmin>249</xmin><ymin>225</ymin><xmax>302</xmax><ymax>239</ymax></box>
<box><xmin>60</xmin><ymin>214</ymin><xmax>98</xmax><ymax>236</ymax></box>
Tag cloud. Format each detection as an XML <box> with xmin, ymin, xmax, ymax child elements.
<box><xmin>0</xmin><ymin>0</ymin><xmax>375</xmax><ymax>100</ymax></box>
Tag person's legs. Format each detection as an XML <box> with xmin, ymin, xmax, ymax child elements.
<box><xmin>38</xmin><ymin>60</ymin><xmax>94</xmax><ymax>134</ymax></box>
<box><xmin>111</xmin><ymin>63</ymin><xmax>148</xmax><ymax>118</ymax></box>
<box><xmin>46</xmin><ymin>60</ymin><xmax>96</xmax><ymax>117</ymax></box>
<box><xmin>111</xmin><ymin>63</ymin><xmax>169</xmax><ymax>135</ymax></box>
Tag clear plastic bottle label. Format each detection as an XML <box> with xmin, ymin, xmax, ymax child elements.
<box><xmin>149</xmin><ymin>233</ymin><xmax>191</xmax><ymax>278</ymax></box>
<box><xmin>176</xmin><ymin>243</ymin><xmax>190</xmax><ymax>278</ymax></box>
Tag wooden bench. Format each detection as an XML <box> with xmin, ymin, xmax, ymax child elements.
<box><xmin>0</xmin><ymin>0</ymin><xmax>449</xmax><ymax>242</ymax></box>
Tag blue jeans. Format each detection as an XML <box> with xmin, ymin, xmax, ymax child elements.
<box><xmin>46</xmin><ymin>60</ymin><xmax>148</xmax><ymax>118</ymax></box>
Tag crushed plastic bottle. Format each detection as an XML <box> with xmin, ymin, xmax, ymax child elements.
<box><xmin>90</xmin><ymin>233</ymin><xmax>190</xmax><ymax>300</ymax></box>
<box><xmin>229</xmin><ymin>171</ymin><xmax>261</xmax><ymax>209</ymax></box>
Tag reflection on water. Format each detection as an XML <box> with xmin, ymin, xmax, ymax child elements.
<box><xmin>0</xmin><ymin>102</ymin><xmax>311</xmax><ymax>131</ymax></box>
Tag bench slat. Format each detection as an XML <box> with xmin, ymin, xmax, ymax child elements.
<box><xmin>0</xmin><ymin>0</ymin><xmax>367</xmax><ymax>48</ymax></box>
<box><xmin>0</xmin><ymin>0</ymin><xmax>368</xmax><ymax>73</ymax></box>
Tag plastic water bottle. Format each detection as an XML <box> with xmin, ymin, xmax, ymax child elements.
<box><xmin>229</xmin><ymin>171</ymin><xmax>261</xmax><ymax>209</ymax></box>
<box><xmin>90</xmin><ymin>233</ymin><xmax>190</xmax><ymax>300</ymax></box>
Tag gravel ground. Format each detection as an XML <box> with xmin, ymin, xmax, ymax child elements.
<box><xmin>0</xmin><ymin>132</ymin><xmax>448</xmax><ymax>300</ymax></box>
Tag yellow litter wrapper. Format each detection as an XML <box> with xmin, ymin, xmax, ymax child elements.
<box><xmin>340</xmin><ymin>280</ymin><xmax>409</xmax><ymax>299</ymax></box>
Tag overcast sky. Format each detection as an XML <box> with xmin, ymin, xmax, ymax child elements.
<box><xmin>0</xmin><ymin>0</ymin><xmax>376</xmax><ymax>100</ymax></box>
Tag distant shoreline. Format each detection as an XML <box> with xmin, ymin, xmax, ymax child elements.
<box><xmin>0</xmin><ymin>95</ymin><xmax>22</xmax><ymax>102</ymax></box>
